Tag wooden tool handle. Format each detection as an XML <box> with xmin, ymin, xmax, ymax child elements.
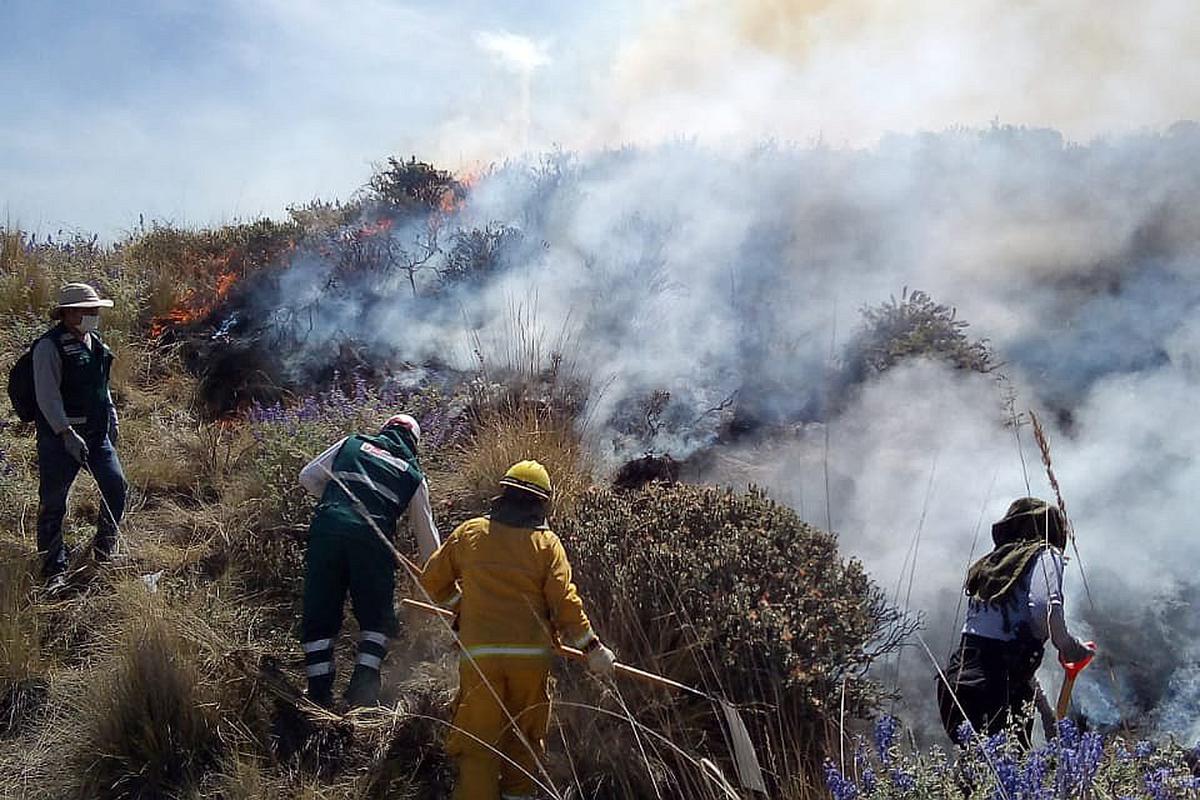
<box><xmin>1055</xmin><ymin>643</ymin><xmax>1096</xmax><ymax>720</ymax></box>
<box><xmin>1055</xmin><ymin>673</ymin><xmax>1077</xmax><ymax>719</ymax></box>
<box><xmin>400</xmin><ymin>598</ymin><xmax>708</xmax><ymax>699</ymax></box>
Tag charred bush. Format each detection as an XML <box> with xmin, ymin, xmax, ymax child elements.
<box><xmin>438</xmin><ymin>223</ymin><xmax>524</xmax><ymax>288</ymax></box>
<box><xmin>612</xmin><ymin>453</ymin><xmax>680</xmax><ymax>490</ymax></box>
<box><xmin>184</xmin><ymin>338</ymin><xmax>288</xmax><ymax>418</ymax></box>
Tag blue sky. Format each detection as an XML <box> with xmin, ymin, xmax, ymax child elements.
<box><xmin>0</xmin><ymin>0</ymin><xmax>636</xmax><ymax>235</ymax></box>
<box><xmin>3</xmin><ymin>0</ymin><xmax>1196</xmax><ymax>235</ymax></box>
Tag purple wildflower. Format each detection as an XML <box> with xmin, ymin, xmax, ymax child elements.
<box><xmin>824</xmin><ymin>760</ymin><xmax>860</xmax><ymax>800</ymax></box>
<box><xmin>874</xmin><ymin>715</ymin><xmax>900</xmax><ymax>763</ymax></box>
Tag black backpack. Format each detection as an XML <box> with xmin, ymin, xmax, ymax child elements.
<box><xmin>7</xmin><ymin>343</ymin><xmax>38</xmax><ymax>423</ymax></box>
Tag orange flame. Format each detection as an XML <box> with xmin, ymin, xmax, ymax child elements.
<box><xmin>438</xmin><ymin>168</ymin><xmax>481</xmax><ymax>215</ymax></box>
<box><xmin>150</xmin><ymin>267</ymin><xmax>240</xmax><ymax>338</ymax></box>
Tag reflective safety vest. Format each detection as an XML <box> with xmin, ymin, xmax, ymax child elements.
<box><xmin>310</xmin><ymin>430</ymin><xmax>423</xmax><ymax>538</ymax></box>
<box><xmin>39</xmin><ymin>324</ymin><xmax>113</xmax><ymax>436</ymax></box>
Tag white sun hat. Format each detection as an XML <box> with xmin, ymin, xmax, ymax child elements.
<box><xmin>57</xmin><ymin>282</ymin><xmax>114</xmax><ymax>309</ymax></box>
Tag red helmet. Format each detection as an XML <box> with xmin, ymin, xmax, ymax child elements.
<box><xmin>382</xmin><ymin>413</ymin><xmax>421</xmax><ymax>443</ymax></box>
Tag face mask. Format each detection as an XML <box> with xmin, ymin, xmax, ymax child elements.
<box><xmin>79</xmin><ymin>314</ymin><xmax>100</xmax><ymax>333</ymax></box>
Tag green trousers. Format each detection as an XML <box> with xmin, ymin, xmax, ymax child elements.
<box><xmin>300</xmin><ymin>524</ymin><xmax>398</xmax><ymax>695</ymax></box>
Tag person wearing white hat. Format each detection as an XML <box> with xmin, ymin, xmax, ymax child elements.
<box><xmin>32</xmin><ymin>283</ymin><xmax>127</xmax><ymax>594</ymax></box>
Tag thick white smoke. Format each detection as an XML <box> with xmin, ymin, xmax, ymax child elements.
<box><xmin>443</xmin><ymin>0</ymin><xmax>1200</xmax><ymax>159</ymax></box>
<box><xmin>254</xmin><ymin>123</ymin><xmax>1200</xmax><ymax>740</ymax></box>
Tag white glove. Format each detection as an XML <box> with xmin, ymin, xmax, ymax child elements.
<box><xmin>62</xmin><ymin>429</ymin><xmax>89</xmax><ymax>464</ymax></box>
<box><xmin>586</xmin><ymin>642</ymin><xmax>616</xmax><ymax>678</ymax></box>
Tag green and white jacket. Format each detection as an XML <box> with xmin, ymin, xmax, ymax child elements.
<box><xmin>299</xmin><ymin>431</ymin><xmax>440</xmax><ymax>561</ymax></box>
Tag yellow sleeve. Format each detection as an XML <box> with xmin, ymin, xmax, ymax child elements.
<box><xmin>543</xmin><ymin>533</ymin><xmax>596</xmax><ymax>649</ymax></box>
<box><xmin>420</xmin><ymin>524</ymin><xmax>462</xmax><ymax>609</ymax></box>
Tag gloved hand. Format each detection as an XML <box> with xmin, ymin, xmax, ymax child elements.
<box><xmin>61</xmin><ymin>428</ymin><xmax>89</xmax><ymax>464</ymax></box>
<box><xmin>1059</xmin><ymin>638</ymin><xmax>1096</xmax><ymax>667</ymax></box>
<box><xmin>586</xmin><ymin>642</ymin><xmax>616</xmax><ymax>678</ymax></box>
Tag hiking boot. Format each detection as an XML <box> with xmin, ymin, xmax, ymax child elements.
<box><xmin>344</xmin><ymin>665</ymin><xmax>381</xmax><ymax>708</ymax></box>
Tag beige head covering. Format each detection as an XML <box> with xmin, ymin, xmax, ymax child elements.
<box><xmin>57</xmin><ymin>283</ymin><xmax>114</xmax><ymax>309</ymax></box>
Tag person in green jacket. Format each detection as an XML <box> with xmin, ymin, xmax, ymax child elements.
<box><xmin>297</xmin><ymin>413</ymin><xmax>440</xmax><ymax>708</ymax></box>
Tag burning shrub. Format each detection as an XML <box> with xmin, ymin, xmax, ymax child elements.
<box><xmin>368</xmin><ymin>156</ymin><xmax>466</xmax><ymax>212</ymax></box>
<box><xmin>132</xmin><ymin>219</ymin><xmax>299</xmax><ymax>334</ymax></box>
<box><xmin>559</xmin><ymin>484</ymin><xmax>910</xmax><ymax>789</ymax></box>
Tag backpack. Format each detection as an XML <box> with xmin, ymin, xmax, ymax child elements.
<box><xmin>7</xmin><ymin>344</ymin><xmax>38</xmax><ymax>423</ymax></box>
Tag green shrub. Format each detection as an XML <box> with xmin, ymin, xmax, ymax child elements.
<box><xmin>560</xmin><ymin>484</ymin><xmax>909</xmax><ymax>791</ymax></box>
<box><xmin>367</xmin><ymin>156</ymin><xmax>465</xmax><ymax>212</ymax></box>
<box><xmin>844</xmin><ymin>288</ymin><xmax>997</xmax><ymax>380</ymax></box>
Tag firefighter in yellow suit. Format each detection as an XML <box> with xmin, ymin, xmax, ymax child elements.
<box><xmin>421</xmin><ymin>460</ymin><xmax>616</xmax><ymax>800</ymax></box>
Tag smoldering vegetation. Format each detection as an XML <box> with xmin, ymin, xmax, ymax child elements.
<box><xmin>156</xmin><ymin>124</ymin><xmax>1200</xmax><ymax>740</ymax></box>
<box><xmin>5</xmin><ymin>120</ymin><xmax>1200</xmax><ymax>797</ymax></box>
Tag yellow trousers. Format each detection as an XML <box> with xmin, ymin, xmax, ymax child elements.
<box><xmin>447</xmin><ymin>657</ymin><xmax>552</xmax><ymax>800</ymax></box>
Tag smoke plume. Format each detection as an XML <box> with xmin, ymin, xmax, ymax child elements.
<box><xmin>238</xmin><ymin>121</ymin><xmax>1200</xmax><ymax>739</ymax></box>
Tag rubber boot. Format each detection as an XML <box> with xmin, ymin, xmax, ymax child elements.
<box><xmin>307</xmin><ymin>673</ymin><xmax>335</xmax><ymax>709</ymax></box>
<box><xmin>344</xmin><ymin>664</ymin><xmax>381</xmax><ymax>708</ymax></box>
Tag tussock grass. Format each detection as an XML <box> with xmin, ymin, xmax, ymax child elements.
<box><xmin>444</xmin><ymin>404</ymin><xmax>593</xmax><ymax>519</ymax></box>
<box><xmin>0</xmin><ymin>551</ymin><xmax>45</xmax><ymax>742</ymax></box>
<box><xmin>3</xmin><ymin>585</ymin><xmax>223</xmax><ymax>800</ymax></box>
<box><xmin>0</xmin><ymin>555</ymin><xmax>40</xmax><ymax>683</ymax></box>
<box><xmin>75</xmin><ymin>611</ymin><xmax>221</xmax><ymax>797</ymax></box>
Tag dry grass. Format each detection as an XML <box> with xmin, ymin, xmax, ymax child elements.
<box><xmin>0</xmin><ymin>584</ymin><xmax>223</xmax><ymax>800</ymax></box>
<box><xmin>75</xmin><ymin>612</ymin><xmax>221</xmax><ymax>797</ymax></box>
<box><xmin>0</xmin><ymin>554</ymin><xmax>40</xmax><ymax>683</ymax></box>
<box><xmin>0</xmin><ymin>229</ymin><xmax>56</xmax><ymax>317</ymax></box>
<box><xmin>442</xmin><ymin>404</ymin><xmax>593</xmax><ymax>520</ymax></box>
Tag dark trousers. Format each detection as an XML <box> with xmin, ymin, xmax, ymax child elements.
<box><xmin>36</xmin><ymin>431</ymin><xmax>127</xmax><ymax>577</ymax></box>
<box><xmin>300</xmin><ymin>527</ymin><xmax>398</xmax><ymax>694</ymax></box>
<box><xmin>936</xmin><ymin>634</ymin><xmax>1042</xmax><ymax>747</ymax></box>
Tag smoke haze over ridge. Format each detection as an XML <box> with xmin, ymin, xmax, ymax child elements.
<box><xmin>4</xmin><ymin>0</ymin><xmax>1200</xmax><ymax>232</ymax></box>
<box><xmin>6</xmin><ymin>0</ymin><xmax>1200</xmax><ymax>741</ymax></box>
<box><xmin>243</xmin><ymin>123</ymin><xmax>1200</xmax><ymax>738</ymax></box>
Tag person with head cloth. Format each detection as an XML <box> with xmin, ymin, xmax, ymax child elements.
<box><xmin>937</xmin><ymin>497</ymin><xmax>1096</xmax><ymax>745</ymax></box>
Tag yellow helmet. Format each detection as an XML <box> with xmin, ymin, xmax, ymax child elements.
<box><xmin>500</xmin><ymin>460</ymin><xmax>552</xmax><ymax>500</ymax></box>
